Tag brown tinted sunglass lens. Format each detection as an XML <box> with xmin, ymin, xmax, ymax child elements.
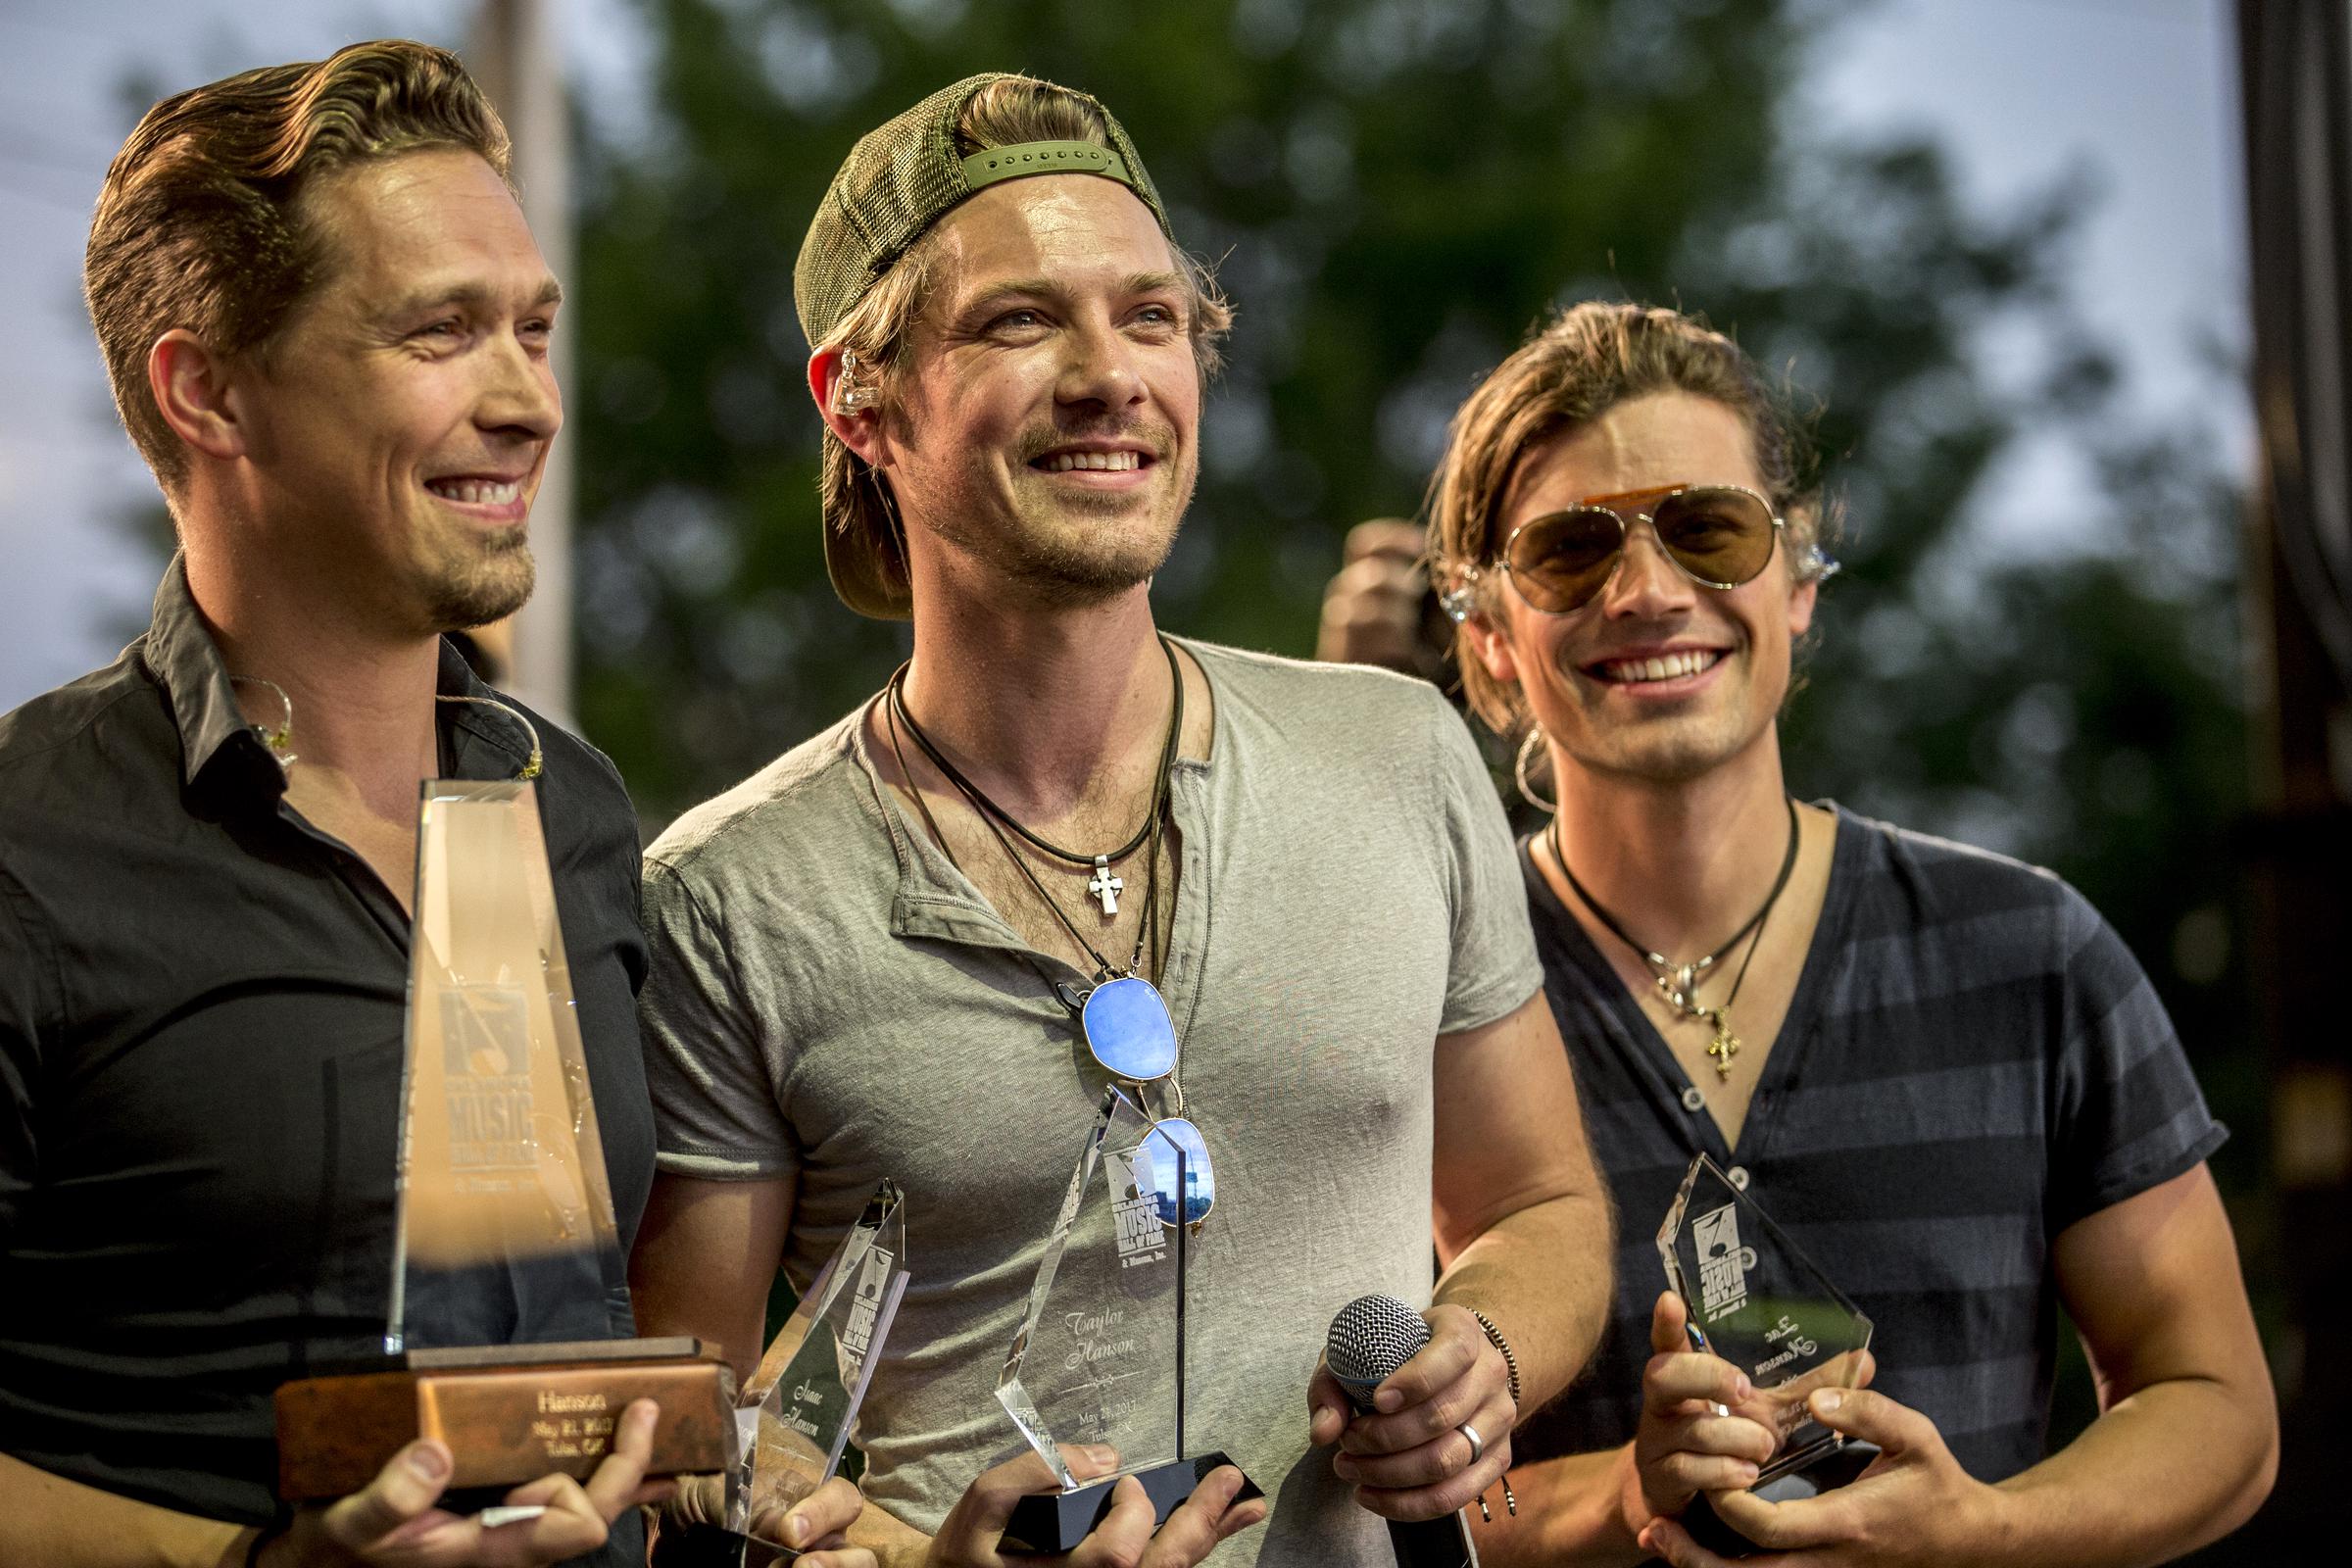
<box><xmin>1508</xmin><ymin>508</ymin><xmax>1625</xmax><ymax>612</ymax></box>
<box><xmin>1653</xmin><ymin>488</ymin><xmax>1778</xmax><ymax>586</ymax></box>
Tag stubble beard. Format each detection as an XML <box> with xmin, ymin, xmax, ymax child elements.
<box><xmin>1574</xmin><ymin>723</ymin><xmax>1746</xmax><ymax>787</ymax></box>
<box><xmin>422</xmin><ymin>522</ymin><xmax>536</xmax><ymax>631</ymax></box>
<box><xmin>1553</xmin><ymin>658</ymin><xmax>1783</xmax><ymax>789</ymax></box>
<box><xmin>923</xmin><ymin>456</ymin><xmax>1194</xmax><ymax>609</ymax></box>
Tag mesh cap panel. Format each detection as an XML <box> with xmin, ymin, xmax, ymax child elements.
<box><xmin>792</xmin><ymin>72</ymin><xmax>1173</xmax><ymax>348</ymax></box>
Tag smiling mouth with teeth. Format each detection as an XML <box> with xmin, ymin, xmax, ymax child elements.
<box><xmin>1035</xmin><ymin>450</ymin><xmax>1146</xmax><ymax>473</ymax></box>
<box><xmin>426</xmin><ymin>477</ymin><xmax>524</xmax><ymax>506</ymax></box>
<box><xmin>1590</xmin><ymin>648</ymin><xmax>1725</xmax><ymax>684</ymax></box>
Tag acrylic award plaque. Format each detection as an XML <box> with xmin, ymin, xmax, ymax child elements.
<box><xmin>995</xmin><ymin>1087</ymin><xmax>1257</xmax><ymax>1553</ymax></box>
<box><xmin>1657</xmin><ymin>1153</ymin><xmax>1875</xmax><ymax>1486</ymax></box>
<box><xmin>274</xmin><ymin>780</ymin><xmax>732</xmax><ymax>1501</ymax></box>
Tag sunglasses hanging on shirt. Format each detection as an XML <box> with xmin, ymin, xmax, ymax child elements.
<box><xmin>1081</xmin><ymin>976</ymin><xmax>1214</xmax><ymax>1227</ymax></box>
<box><xmin>881</xmin><ymin>650</ymin><xmax>1217</xmax><ymax>1229</ymax></box>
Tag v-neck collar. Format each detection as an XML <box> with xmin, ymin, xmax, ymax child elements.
<box><xmin>1523</xmin><ymin>803</ymin><xmax>1864</xmax><ymax>1165</ymax></box>
<box><xmin>846</xmin><ymin>637</ymin><xmax>1222</xmax><ymax>1037</ymax></box>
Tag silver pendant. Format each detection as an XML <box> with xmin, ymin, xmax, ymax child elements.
<box><xmin>1651</xmin><ymin>956</ymin><xmax>1714</xmax><ymax>1015</ymax></box>
<box><xmin>1088</xmin><ymin>855</ymin><xmax>1123</xmax><ymax>917</ymax></box>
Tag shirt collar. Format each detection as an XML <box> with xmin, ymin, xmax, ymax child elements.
<box><xmin>140</xmin><ymin>555</ymin><xmax>538</xmax><ymax>801</ymax></box>
<box><xmin>143</xmin><ymin>554</ymin><xmax>282</xmax><ymax>795</ymax></box>
<box><xmin>435</xmin><ymin>642</ymin><xmax>542</xmax><ymax>780</ymax></box>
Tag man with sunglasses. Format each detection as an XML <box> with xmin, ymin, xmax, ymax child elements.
<box><xmin>625</xmin><ymin>74</ymin><xmax>1614</xmax><ymax>1568</ymax></box>
<box><xmin>1374</xmin><ymin>300</ymin><xmax>2273</xmax><ymax>1565</ymax></box>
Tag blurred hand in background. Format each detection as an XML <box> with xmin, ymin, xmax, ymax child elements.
<box><xmin>1315</xmin><ymin>520</ymin><xmax>1450</xmax><ymax>680</ymax></box>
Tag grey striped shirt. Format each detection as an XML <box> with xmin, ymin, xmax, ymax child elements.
<box><xmin>1515</xmin><ymin>807</ymin><xmax>2224</xmax><ymax>1482</ymax></box>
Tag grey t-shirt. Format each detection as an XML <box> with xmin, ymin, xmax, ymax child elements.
<box><xmin>640</xmin><ymin>640</ymin><xmax>1543</xmax><ymax>1567</ymax></box>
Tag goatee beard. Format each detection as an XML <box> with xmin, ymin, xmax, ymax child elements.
<box><xmin>425</xmin><ymin>532</ymin><xmax>536</xmax><ymax>631</ymax></box>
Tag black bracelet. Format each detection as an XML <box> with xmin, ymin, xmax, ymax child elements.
<box><xmin>1471</xmin><ymin>1309</ymin><xmax>1522</xmax><ymax>1411</ymax></box>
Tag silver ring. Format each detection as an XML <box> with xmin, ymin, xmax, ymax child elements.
<box><xmin>1459</xmin><ymin>1422</ymin><xmax>1485</xmax><ymax>1467</ymax></box>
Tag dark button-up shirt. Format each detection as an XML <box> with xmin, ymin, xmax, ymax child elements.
<box><xmin>0</xmin><ymin>561</ymin><xmax>656</xmax><ymax>1536</ymax></box>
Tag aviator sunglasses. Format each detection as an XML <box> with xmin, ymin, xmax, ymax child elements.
<box><xmin>1081</xmin><ymin>976</ymin><xmax>1216</xmax><ymax>1229</ymax></box>
<box><xmin>1444</xmin><ymin>483</ymin><xmax>1833</xmax><ymax>618</ymax></box>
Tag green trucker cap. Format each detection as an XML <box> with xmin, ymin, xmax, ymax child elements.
<box><xmin>794</xmin><ymin>74</ymin><xmax>1177</xmax><ymax>618</ymax></box>
<box><xmin>793</xmin><ymin>73</ymin><xmax>1173</xmax><ymax>349</ymax></box>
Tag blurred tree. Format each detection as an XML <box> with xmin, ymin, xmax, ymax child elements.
<box><xmin>573</xmin><ymin>0</ymin><xmax>1872</xmax><ymax>815</ymax></box>
<box><xmin>570</xmin><ymin>0</ymin><xmax>2249</xmax><ymax>1072</ymax></box>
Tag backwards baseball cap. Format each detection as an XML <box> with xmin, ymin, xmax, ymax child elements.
<box><xmin>795</xmin><ymin>73</ymin><xmax>1172</xmax><ymax>347</ymax></box>
<box><xmin>794</xmin><ymin>74</ymin><xmax>1176</xmax><ymax>618</ymax></box>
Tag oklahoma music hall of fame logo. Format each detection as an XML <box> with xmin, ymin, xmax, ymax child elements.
<box><xmin>441</xmin><ymin>984</ymin><xmax>536</xmax><ymax>1174</ymax></box>
<box><xmin>1104</xmin><ymin>1150</ymin><xmax>1167</xmax><ymax>1268</ymax></box>
<box><xmin>842</xmin><ymin>1243</ymin><xmax>893</xmax><ymax>1370</ymax></box>
<box><xmin>1694</xmin><ymin>1201</ymin><xmax>1757</xmax><ymax>1321</ymax></box>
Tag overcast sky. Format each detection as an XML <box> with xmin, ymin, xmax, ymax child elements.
<box><xmin>0</xmin><ymin>0</ymin><xmax>2244</xmax><ymax>712</ymax></box>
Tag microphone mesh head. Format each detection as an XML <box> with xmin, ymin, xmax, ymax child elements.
<box><xmin>1327</xmin><ymin>1294</ymin><xmax>1431</xmax><ymax>1397</ymax></box>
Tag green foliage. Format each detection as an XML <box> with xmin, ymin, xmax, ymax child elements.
<box><xmin>572</xmin><ymin>0</ymin><xmax>2246</xmax><ymax>1068</ymax></box>
<box><xmin>571</xmin><ymin>0</ymin><xmax>1842</xmax><ymax>811</ymax></box>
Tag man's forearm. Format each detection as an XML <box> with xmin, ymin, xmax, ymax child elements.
<box><xmin>0</xmin><ymin>1451</ymin><xmax>257</xmax><ymax>1568</ymax></box>
<box><xmin>1987</xmin><ymin>1373</ymin><xmax>2278</xmax><ymax>1568</ymax></box>
<box><xmin>1432</xmin><ymin>1186</ymin><xmax>1614</xmax><ymax>1414</ymax></box>
<box><xmin>1474</xmin><ymin>1444</ymin><xmax>1654</xmax><ymax>1568</ymax></box>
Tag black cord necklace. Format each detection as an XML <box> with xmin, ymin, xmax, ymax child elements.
<box><xmin>1550</xmin><ymin>797</ymin><xmax>1801</xmax><ymax>1080</ymax></box>
<box><xmin>888</xmin><ymin>637</ymin><xmax>1183</xmax><ymax>918</ymax></box>
<box><xmin>884</xmin><ymin>666</ymin><xmax>1173</xmax><ymax>985</ymax></box>
<box><xmin>881</xmin><ymin>694</ymin><xmax>1119</xmax><ymax>997</ymax></box>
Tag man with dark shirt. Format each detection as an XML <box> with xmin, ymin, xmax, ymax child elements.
<box><xmin>1330</xmin><ymin>300</ymin><xmax>2278</xmax><ymax>1566</ymax></box>
<box><xmin>0</xmin><ymin>41</ymin><xmax>869</xmax><ymax>1568</ymax></box>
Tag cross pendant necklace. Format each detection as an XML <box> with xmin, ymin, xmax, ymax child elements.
<box><xmin>1088</xmin><ymin>855</ymin><xmax>1124</xmax><ymax>916</ymax></box>
<box><xmin>882</xmin><ymin>638</ymin><xmax>1182</xmax><ymax>930</ymax></box>
<box><xmin>1701</xmin><ymin>1008</ymin><xmax>1742</xmax><ymax>1079</ymax></box>
<box><xmin>1551</xmin><ymin>798</ymin><xmax>1801</xmax><ymax>1087</ymax></box>
<box><xmin>883</xmin><ymin>686</ymin><xmax>1169</xmax><ymax>987</ymax></box>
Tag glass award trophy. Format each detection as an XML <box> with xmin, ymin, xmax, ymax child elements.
<box><xmin>995</xmin><ymin>1087</ymin><xmax>1258</xmax><ymax>1552</ymax></box>
<box><xmin>729</xmin><ymin>1180</ymin><xmax>909</xmax><ymax>1544</ymax></box>
<box><xmin>1657</xmin><ymin>1153</ymin><xmax>1874</xmax><ymax>1486</ymax></box>
<box><xmin>657</xmin><ymin>1179</ymin><xmax>911</xmax><ymax>1566</ymax></box>
<box><xmin>274</xmin><ymin>780</ymin><xmax>732</xmax><ymax>1501</ymax></box>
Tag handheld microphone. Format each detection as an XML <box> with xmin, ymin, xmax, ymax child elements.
<box><xmin>1327</xmin><ymin>1295</ymin><xmax>1481</xmax><ymax>1568</ymax></box>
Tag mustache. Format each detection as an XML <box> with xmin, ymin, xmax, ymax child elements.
<box><xmin>1015</xmin><ymin>420</ymin><xmax>1178</xmax><ymax>465</ymax></box>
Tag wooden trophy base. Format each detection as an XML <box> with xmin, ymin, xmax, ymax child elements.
<box><xmin>275</xmin><ymin>1336</ymin><xmax>734</xmax><ymax>1500</ymax></box>
<box><xmin>1000</xmin><ymin>1451</ymin><xmax>1259</xmax><ymax>1554</ymax></box>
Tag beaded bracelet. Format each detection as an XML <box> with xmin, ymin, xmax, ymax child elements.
<box><xmin>1471</xmin><ymin>1309</ymin><xmax>1522</xmax><ymax>1411</ymax></box>
<box><xmin>1469</xmin><ymin>1309</ymin><xmax>1522</xmax><ymax>1521</ymax></box>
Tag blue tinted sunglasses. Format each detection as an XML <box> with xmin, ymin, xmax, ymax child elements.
<box><xmin>1082</xmin><ymin>977</ymin><xmax>1216</xmax><ymax>1228</ymax></box>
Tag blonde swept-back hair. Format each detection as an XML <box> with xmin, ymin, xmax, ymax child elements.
<box><xmin>85</xmin><ymin>39</ymin><xmax>512</xmax><ymax>489</ymax></box>
<box><xmin>1428</xmin><ymin>301</ymin><xmax>1832</xmax><ymax>735</ymax></box>
<box><xmin>814</xmin><ymin>75</ymin><xmax>1235</xmax><ymax>612</ymax></box>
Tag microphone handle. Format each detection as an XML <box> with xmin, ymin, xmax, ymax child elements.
<box><xmin>1342</xmin><ymin>1388</ymin><xmax>1480</xmax><ymax>1567</ymax></box>
<box><xmin>1386</xmin><ymin>1511</ymin><xmax>1479</xmax><ymax>1568</ymax></box>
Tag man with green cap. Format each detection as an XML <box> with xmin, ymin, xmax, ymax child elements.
<box><xmin>626</xmin><ymin>74</ymin><xmax>1613</xmax><ymax>1566</ymax></box>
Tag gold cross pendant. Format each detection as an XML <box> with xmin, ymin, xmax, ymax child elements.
<box><xmin>1704</xmin><ymin>1009</ymin><xmax>1740</xmax><ymax>1079</ymax></box>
